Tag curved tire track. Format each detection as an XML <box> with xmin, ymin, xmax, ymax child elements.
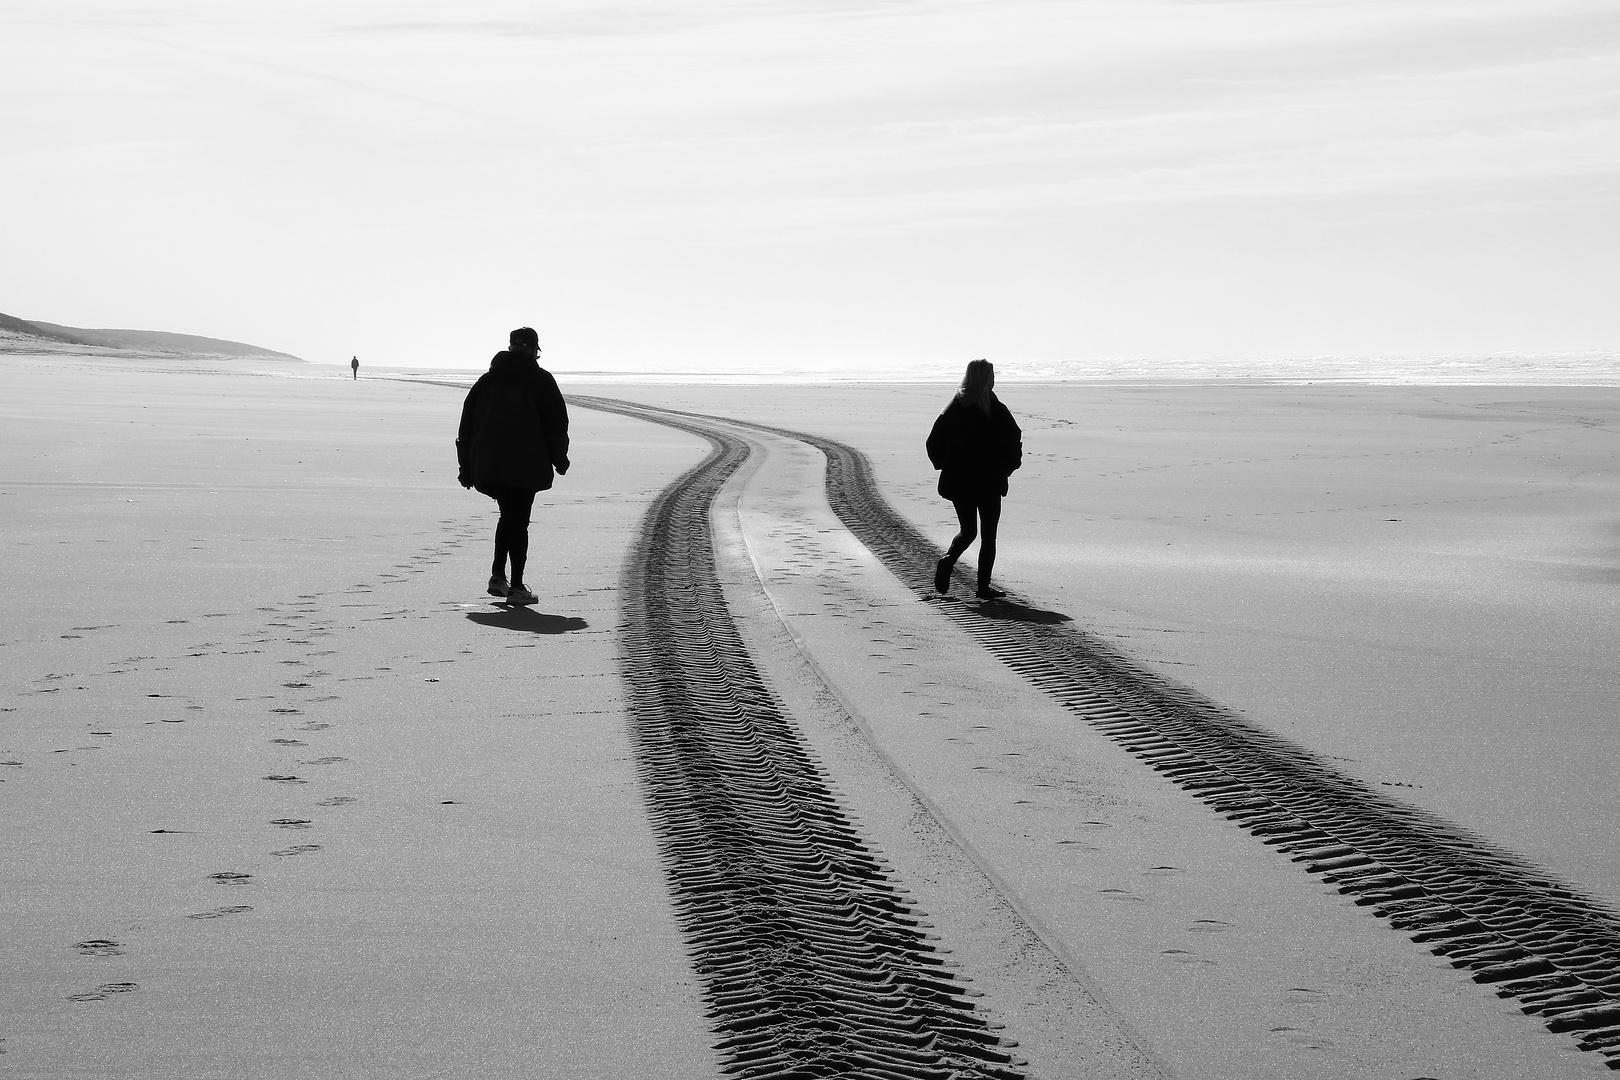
<box><xmin>581</xmin><ymin>395</ymin><xmax>1620</xmax><ymax>1070</ymax></box>
<box><xmin>600</xmin><ymin>400</ymin><xmax>1025</xmax><ymax>1080</ymax></box>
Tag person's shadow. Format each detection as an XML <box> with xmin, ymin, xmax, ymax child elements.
<box><xmin>969</xmin><ymin>597</ymin><xmax>1072</xmax><ymax>625</ymax></box>
<box><xmin>465</xmin><ymin>607</ymin><xmax>589</xmax><ymax>634</ymax></box>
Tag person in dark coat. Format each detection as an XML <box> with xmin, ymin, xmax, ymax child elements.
<box><xmin>457</xmin><ymin>327</ymin><xmax>570</xmax><ymax>606</ymax></box>
<box><xmin>926</xmin><ymin>358</ymin><xmax>1022</xmax><ymax>599</ymax></box>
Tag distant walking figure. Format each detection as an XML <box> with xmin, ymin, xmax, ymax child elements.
<box><xmin>456</xmin><ymin>328</ymin><xmax>570</xmax><ymax>607</ymax></box>
<box><xmin>926</xmin><ymin>359</ymin><xmax>1022</xmax><ymax>599</ymax></box>
<box><xmin>351</xmin><ymin>356</ymin><xmax>358</xmax><ymax>380</ymax></box>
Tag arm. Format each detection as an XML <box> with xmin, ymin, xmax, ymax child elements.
<box><xmin>537</xmin><ymin>372</ymin><xmax>570</xmax><ymax>475</ymax></box>
<box><xmin>456</xmin><ymin>382</ymin><xmax>482</xmax><ymax>487</ymax></box>
<box><xmin>925</xmin><ymin>409</ymin><xmax>953</xmax><ymax>471</ymax></box>
<box><xmin>983</xmin><ymin>401</ymin><xmax>1022</xmax><ymax>477</ymax></box>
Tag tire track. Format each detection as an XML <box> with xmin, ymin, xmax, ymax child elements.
<box><xmin>602</xmin><ymin>401</ymin><xmax>1025</xmax><ymax>1080</ymax></box>
<box><xmin>580</xmin><ymin>395</ymin><xmax>1620</xmax><ymax>1070</ymax></box>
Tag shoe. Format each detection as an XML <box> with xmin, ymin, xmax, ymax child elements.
<box><xmin>976</xmin><ymin>586</ymin><xmax>1006</xmax><ymax>600</ymax></box>
<box><xmin>487</xmin><ymin>575</ymin><xmax>510</xmax><ymax>598</ymax></box>
<box><xmin>934</xmin><ymin>558</ymin><xmax>953</xmax><ymax>594</ymax></box>
<box><xmin>507</xmin><ymin>584</ymin><xmax>538</xmax><ymax>606</ymax></box>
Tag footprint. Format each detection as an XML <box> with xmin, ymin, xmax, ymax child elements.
<box><xmin>316</xmin><ymin>796</ymin><xmax>357</xmax><ymax>807</ymax></box>
<box><xmin>66</xmin><ymin>982</ymin><xmax>138</xmax><ymax>1002</ymax></box>
<box><xmin>271</xmin><ymin>818</ymin><xmax>313</xmax><ymax>829</ymax></box>
<box><xmin>1160</xmin><ymin>948</ymin><xmax>1215</xmax><ymax>966</ymax></box>
<box><xmin>270</xmin><ymin>738</ymin><xmax>306</xmax><ymax>747</ymax></box>
<box><xmin>1098</xmin><ymin>888</ymin><xmax>1144</xmax><ymax>903</ymax></box>
<box><xmin>1189</xmin><ymin>919</ymin><xmax>1233</xmax><ymax>934</ymax></box>
<box><xmin>1282</xmin><ymin>987</ymin><xmax>1327</xmax><ymax>1005</ymax></box>
<box><xmin>208</xmin><ymin>871</ymin><xmax>252</xmax><ymax>885</ymax></box>
<box><xmin>73</xmin><ymin>939</ymin><xmax>123</xmax><ymax>957</ymax></box>
<box><xmin>295</xmin><ymin>722</ymin><xmax>332</xmax><ymax>732</ymax></box>
<box><xmin>272</xmin><ymin>844</ymin><xmax>321</xmax><ymax>858</ymax></box>
<box><xmin>187</xmin><ymin>905</ymin><xmax>252</xmax><ymax>920</ymax></box>
<box><xmin>263</xmin><ymin>775</ymin><xmax>305</xmax><ymax>784</ymax></box>
<box><xmin>1144</xmin><ymin>865</ymin><xmax>1185</xmax><ymax>876</ymax></box>
<box><xmin>300</xmin><ymin>756</ymin><xmax>348</xmax><ymax>766</ymax></box>
<box><xmin>1270</xmin><ymin>1026</ymin><xmax>1332</xmax><ymax>1050</ymax></box>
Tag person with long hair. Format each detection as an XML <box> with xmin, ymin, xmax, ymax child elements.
<box><xmin>926</xmin><ymin>358</ymin><xmax>1022</xmax><ymax>599</ymax></box>
<box><xmin>456</xmin><ymin>327</ymin><xmax>570</xmax><ymax>606</ymax></box>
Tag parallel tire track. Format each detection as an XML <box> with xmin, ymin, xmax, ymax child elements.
<box><xmin>596</xmin><ymin>399</ymin><xmax>1025</xmax><ymax>1080</ymax></box>
<box><xmin>582</xmin><ymin>396</ymin><xmax>1620</xmax><ymax>1070</ymax></box>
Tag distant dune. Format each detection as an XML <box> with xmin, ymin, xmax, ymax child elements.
<box><xmin>0</xmin><ymin>311</ymin><xmax>301</xmax><ymax>361</ymax></box>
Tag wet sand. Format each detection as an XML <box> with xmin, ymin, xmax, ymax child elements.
<box><xmin>2</xmin><ymin>353</ymin><xmax>1615</xmax><ymax>1076</ymax></box>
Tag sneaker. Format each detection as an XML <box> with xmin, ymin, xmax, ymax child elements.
<box><xmin>487</xmin><ymin>575</ymin><xmax>510</xmax><ymax>597</ymax></box>
<box><xmin>507</xmin><ymin>584</ymin><xmax>538</xmax><ymax>606</ymax></box>
<box><xmin>975</xmin><ymin>586</ymin><xmax>1006</xmax><ymax>600</ymax></box>
<box><xmin>934</xmin><ymin>558</ymin><xmax>953</xmax><ymax>594</ymax></box>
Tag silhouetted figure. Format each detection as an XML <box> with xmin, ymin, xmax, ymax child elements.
<box><xmin>351</xmin><ymin>356</ymin><xmax>358</xmax><ymax>380</ymax></box>
<box><xmin>456</xmin><ymin>327</ymin><xmax>570</xmax><ymax>607</ymax></box>
<box><xmin>926</xmin><ymin>358</ymin><xmax>1022</xmax><ymax>599</ymax></box>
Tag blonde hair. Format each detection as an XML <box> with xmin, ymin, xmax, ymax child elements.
<box><xmin>958</xmin><ymin>358</ymin><xmax>995</xmax><ymax>413</ymax></box>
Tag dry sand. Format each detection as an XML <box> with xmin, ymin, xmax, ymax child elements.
<box><xmin>696</xmin><ymin>409</ymin><xmax>1606</xmax><ymax>1078</ymax></box>
<box><xmin>3</xmin><ymin>353</ymin><xmax>1616</xmax><ymax>1077</ymax></box>
<box><xmin>597</xmin><ymin>381</ymin><xmax>1620</xmax><ymax>911</ymax></box>
<box><xmin>1</xmin><ymin>354</ymin><xmax>715</xmax><ymax>1077</ymax></box>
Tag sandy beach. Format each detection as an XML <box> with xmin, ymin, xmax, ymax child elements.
<box><xmin>3</xmin><ymin>352</ymin><xmax>1617</xmax><ymax>1077</ymax></box>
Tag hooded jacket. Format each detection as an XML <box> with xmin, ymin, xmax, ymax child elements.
<box><xmin>457</xmin><ymin>351</ymin><xmax>570</xmax><ymax>495</ymax></box>
<box><xmin>926</xmin><ymin>393</ymin><xmax>1022</xmax><ymax>501</ymax></box>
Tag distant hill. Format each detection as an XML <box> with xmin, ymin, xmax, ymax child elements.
<box><xmin>0</xmin><ymin>312</ymin><xmax>90</xmax><ymax>346</ymax></box>
<box><xmin>0</xmin><ymin>312</ymin><xmax>301</xmax><ymax>361</ymax></box>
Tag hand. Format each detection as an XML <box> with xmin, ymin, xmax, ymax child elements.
<box><xmin>556</xmin><ymin>459</ymin><xmax>570</xmax><ymax>476</ymax></box>
<box><xmin>458</xmin><ymin>473</ymin><xmax>471</xmax><ymax>489</ymax></box>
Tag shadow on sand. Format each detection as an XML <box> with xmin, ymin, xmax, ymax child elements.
<box><xmin>970</xmin><ymin>598</ymin><xmax>1073</xmax><ymax>625</ymax></box>
<box><xmin>465</xmin><ymin>607</ymin><xmax>589</xmax><ymax>635</ymax></box>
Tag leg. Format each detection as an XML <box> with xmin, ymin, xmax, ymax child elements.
<box><xmin>936</xmin><ymin>500</ymin><xmax>979</xmax><ymax>593</ymax></box>
<box><xmin>947</xmin><ymin>499</ymin><xmax>979</xmax><ymax>559</ymax></box>
<box><xmin>498</xmin><ymin>490</ymin><xmax>536</xmax><ymax>588</ymax></box>
<box><xmin>491</xmin><ymin>493</ymin><xmax>512</xmax><ymax>579</ymax></box>
<box><xmin>976</xmin><ymin>494</ymin><xmax>1002</xmax><ymax>596</ymax></box>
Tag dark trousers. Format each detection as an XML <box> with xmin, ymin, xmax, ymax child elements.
<box><xmin>943</xmin><ymin>494</ymin><xmax>1001</xmax><ymax>589</ymax></box>
<box><xmin>486</xmin><ymin>486</ymin><xmax>536</xmax><ymax>585</ymax></box>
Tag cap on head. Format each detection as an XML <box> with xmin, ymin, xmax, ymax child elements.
<box><xmin>509</xmin><ymin>327</ymin><xmax>538</xmax><ymax>350</ymax></box>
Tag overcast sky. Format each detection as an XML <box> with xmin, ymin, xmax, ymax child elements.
<box><xmin>2</xmin><ymin>1</ymin><xmax>1616</xmax><ymax>372</ymax></box>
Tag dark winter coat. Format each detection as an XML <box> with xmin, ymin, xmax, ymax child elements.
<box><xmin>457</xmin><ymin>351</ymin><xmax>570</xmax><ymax>495</ymax></box>
<box><xmin>926</xmin><ymin>394</ymin><xmax>1022</xmax><ymax>501</ymax></box>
